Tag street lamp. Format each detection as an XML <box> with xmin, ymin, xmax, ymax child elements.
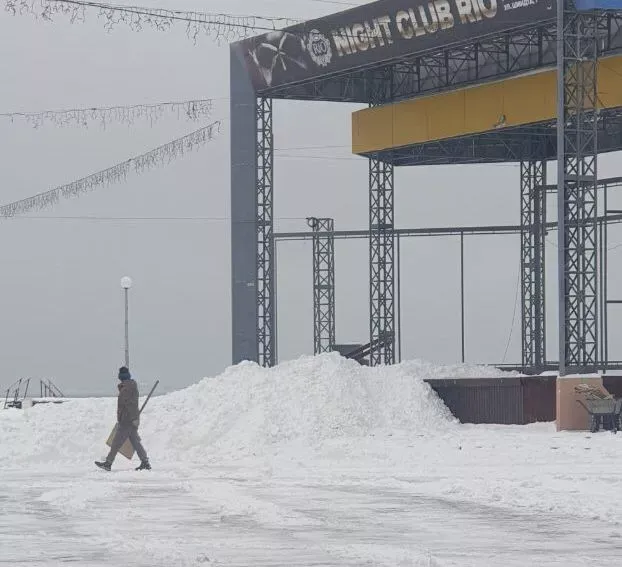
<box><xmin>120</xmin><ymin>276</ymin><xmax>132</xmax><ymax>369</ymax></box>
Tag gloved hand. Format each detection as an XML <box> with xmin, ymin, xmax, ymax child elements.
<box><xmin>132</xmin><ymin>418</ymin><xmax>140</xmax><ymax>428</ymax></box>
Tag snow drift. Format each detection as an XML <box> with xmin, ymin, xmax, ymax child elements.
<box><xmin>0</xmin><ymin>353</ymin><xmax>493</xmax><ymax>466</ymax></box>
<box><xmin>153</xmin><ymin>354</ymin><xmax>457</xmax><ymax>460</ymax></box>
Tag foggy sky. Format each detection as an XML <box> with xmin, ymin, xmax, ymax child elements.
<box><xmin>2</xmin><ymin>0</ymin><xmax>621</xmax><ymax>397</ymax></box>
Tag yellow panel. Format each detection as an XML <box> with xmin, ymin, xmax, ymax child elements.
<box><xmin>352</xmin><ymin>55</ymin><xmax>622</xmax><ymax>154</ymax></box>
<box><xmin>502</xmin><ymin>72</ymin><xmax>556</xmax><ymax>127</ymax></box>
<box><xmin>427</xmin><ymin>90</ymin><xmax>466</xmax><ymax>142</ymax></box>
<box><xmin>599</xmin><ymin>57</ymin><xmax>622</xmax><ymax>108</ymax></box>
<box><xmin>465</xmin><ymin>81</ymin><xmax>504</xmax><ymax>133</ymax></box>
<box><xmin>392</xmin><ymin>97</ymin><xmax>430</xmax><ymax>147</ymax></box>
<box><xmin>352</xmin><ymin>104</ymin><xmax>394</xmax><ymax>154</ymax></box>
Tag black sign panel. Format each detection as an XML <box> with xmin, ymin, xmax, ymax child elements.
<box><xmin>238</xmin><ymin>0</ymin><xmax>556</xmax><ymax>91</ymax></box>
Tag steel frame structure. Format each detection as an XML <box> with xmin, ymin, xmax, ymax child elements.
<box><xmin>256</xmin><ymin>97</ymin><xmax>275</xmax><ymax>368</ymax></box>
<box><xmin>557</xmin><ymin>5</ymin><xmax>599</xmax><ymax>375</ymax></box>
<box><xmin>231</xmin><ymin>7</ymin><xmax>622</xmax><ymax>372</ymax></box>
<box><xmin>520</xmin><ymin>161</ymin><xmax>547</xmax><ymax>371</ymax></box>
<box><xmin>308</xmin><ymin>217</ymin><xmax>336</xmax><ymax>355</ymax></box>
<box><xmin>274</xmin><ymin>175</ymin><xmax>622</xmax><ymax>372</ymax></box>
<box><xmin>368</xmin><ymin>157</ymin><xmax>396</xmax><ymax>366</ymax></box>
<box><xmin>264</xmin><ymin>14</ymin><xmax>622</xmax><ymax>104</ymax></box>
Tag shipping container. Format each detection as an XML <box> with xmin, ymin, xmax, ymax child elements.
<box><xmin>425</xmin><ymin>376</ymin><xmax>556</xmax><ymax>425</ymax></box>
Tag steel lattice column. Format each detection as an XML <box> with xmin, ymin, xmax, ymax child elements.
<box><xmin>308</xmin><ymin>217</ymin><xmax>336</xmax><ymax>354</ymax></box>
<box><xmin>369</xmin><ymin>157</ymin><xmax>395</xmax><ymax>366</ymax></box>
<box><xmin>256</xmin><ymin>97</ymin><xmax>275</xmax><ymax>367</ymax></box>
<box><xmin>556</xmin><ymin>4</ymin><xmax>599</xmax><ymax>375</ymax></box>
<box><xmin>520</xmin><ymin>161</ymin><xmax>547</xmax><ymax>371</ymax></box>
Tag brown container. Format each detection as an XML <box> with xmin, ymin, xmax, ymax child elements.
<box><xmin>602</xmin><ymin>376</ymin><xmax>622</xmax><ymax>398</ymax></box>
<box><xmin>425</xmin><ymin>376</ymin><xmax>556</xmax><ymax>425</ymax></box>
<box><xmin>521</xmin><ymin>376</ymin><xmax>556</xmax><ymax>423</ymax></box>
<box><xmin>426</xmin><ymin>378</ymin><xmax>523</xmax><ymax>425</ymax></box>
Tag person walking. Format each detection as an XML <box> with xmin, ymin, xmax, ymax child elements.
<box><xmin>95</xmin><ymin>367</ymin><xmax>151</xmax><ymax>471</ymax></box>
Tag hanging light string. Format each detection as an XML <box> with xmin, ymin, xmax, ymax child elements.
<box><xmin>5</xmin><ymin>0</ymin><xmax>299</xmax><ymax>42</ymax></box>
<box><xmin>0</xmin><ymin>99</ymin><xmax>214</xmax><ymax>129</ymax></box>
<box><xmin>0</xmin><ymin>120</ymin><xmax>222</xmax><ymax>218</ymax></box>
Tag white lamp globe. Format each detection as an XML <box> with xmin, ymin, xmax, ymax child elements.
<box><xmin>120</xmin><ymin>276</ymin><xmax>133</xmax><ymax>290</ymax></box>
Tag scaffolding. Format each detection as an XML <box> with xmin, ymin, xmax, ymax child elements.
<box><xmin>308</xmin><ymin>217</ymin><xmax>336</xmax><ymax>355</ymax></box>
<box><xmin>230</xmin><ymin>5</ymin><xmax>622</xmax><ymax>372</ymax></box>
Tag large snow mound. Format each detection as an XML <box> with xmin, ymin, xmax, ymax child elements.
<box><xmin>399</xmin><ymin>358</ymin><xmax>523</xmax><ymax>378</ymax></box>
<box><xmin>154</xmin><ymin>354</ymin><xmax>456</xmax><ymax>460</ymax></box>
<box><xmin>0</xmin><ymin>353</ymin><xmax>504</xmax><ymax>466</ymax></box>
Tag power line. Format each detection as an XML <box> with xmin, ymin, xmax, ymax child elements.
<box><xmin>502</xmin><ymin>261</ymin><xmax>521</xmax><ymax>364</ymax></box>
<box><xmin>275</xmin><ymin>152</ymin><xmax>521</xmax><ymax>167</ymax></box>
<box><xmin>1</xmin><ymin>215</ymin><xmax>310</xmax><ymax>223</ymax></box>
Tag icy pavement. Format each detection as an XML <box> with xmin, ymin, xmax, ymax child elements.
<box><xmin>2</xmin><ymin>462</ymin><xmax>622</xmax><ymax>567</ymax></box>
<box><xmin>2</xmin><ymin>355</ymin><xmax>622</xmax><ymax>565</ymax></box>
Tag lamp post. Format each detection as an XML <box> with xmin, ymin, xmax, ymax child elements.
<box><xmin>120</xmin><ymin>276</ymin><xmax>132</xmax><ymax>368</ymax></box>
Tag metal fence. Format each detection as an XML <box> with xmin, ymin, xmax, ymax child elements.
<box><xmin>426</xmin><ymin>376</ymin><xmax>557</xmax><ymax>425</ymax></box>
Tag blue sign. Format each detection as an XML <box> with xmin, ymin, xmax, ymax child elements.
<box><xmin>575</xmin><ymin>0</ymin><xmax>622</xmax><ymax>9</ymax></box>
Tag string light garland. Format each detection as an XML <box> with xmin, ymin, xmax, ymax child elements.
<box><xmin>0</xmin><ymin>120</ymin><xmax>221</xmax><ymax>218</ymax></box>
<box><xmin>5</xmin><ymin>0</ymin><xmax>298</xmax><ymax>42</ymax></box>
<box><xmin>0</xmin><ymin>99</ymin><xmax>214</xmax><ymax>129</ymax></box>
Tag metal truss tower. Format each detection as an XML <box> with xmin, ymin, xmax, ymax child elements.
<box><xmin>520</xmin><ymin>160</ymin><xmax>547</xmax><ymax>371</ymax></box>
<box><xmin>256</xmin><ymin>96</ymin><xmax>275</xmax><ymax>367</ymax></box>
<box><xmin>557</xmin><ymin>3</ymin><xmax>599</xmax><ymax>375</ymax></box>
<box><xmin>308</xmin><ymin>217</ymin><xmax>336</xmax><ymax>354</ymax></box>
<box><xmin>369</xmin><ymin>156</ymin><xmax>395</xmax><ymax>366</ymax></box>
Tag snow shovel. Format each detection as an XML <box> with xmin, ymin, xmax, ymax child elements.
<box><xmin>106</xmin><ymin>379</ymin><xmax>159</xmax><ymax>460</ymax></box>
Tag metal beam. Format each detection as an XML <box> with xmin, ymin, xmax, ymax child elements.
<box><xmin>264</xmin><ymin>14</ymin><xmax>622</xmax><ymax>103</ymax></box>
<box><xmin>276</xmin><ymin>225</ymin><xmax>522</xmax><ymax>241</ymax></box>
<box><xmin>308</xmin><ymin>217</ymin><xmax>336</xmax><ymax>355</ymax></box>
<box><xmin>256</xmin><ymin>96</ymin><xmax>276</xmax><ymax>367</ymax></box>
<box><xmin>520</xmin><ymin>160</ymin><xmax>547</xmax><ymax>371</ymax></box>
<box><xmin>557</xmin><ymin>4</ymin><xmax>599</xmax><ymax>375</ymax></box>
<box><xmin>231</xmin><ymin>45</ymin><xmax>260</xmax><ymax>365</ymax></box>
<box><xmin>542</xmin><ymin>176</ymin><xmax>622</xmax><ymax>193</ymax></box>
<box><xmin>460</xmin><ymin>232</ymin><xmax>466</xmax><ymax>364</ymax></box>
<box><xmin>369</xmin><ymin>156</ymin><xmax>395</xmax><ymax>366</ymax></box>
<box><xmin>274</xmin><ymin>209</ymin><xmax>622</xmax><ymax>242</ymax></box>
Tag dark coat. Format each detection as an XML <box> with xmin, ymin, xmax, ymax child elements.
<box><xmin>117</xmin><ymin>379</ymin><xmax>140</xmax><ymax>425</ymax></box>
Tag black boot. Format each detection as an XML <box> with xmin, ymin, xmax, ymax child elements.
<box><xmin>135</xmin><ymin>460</ymin><xmax>151</xmax><ymax>471</ymax></box>
<box><xmin>95</xmin><ymin>460</ymin><xmax>111</xmax><ymax>471</ymax></box>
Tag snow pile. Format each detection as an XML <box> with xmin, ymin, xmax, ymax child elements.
<box><xmin>400</xmin><ymin>358</ymin><xmax>524</xmax><ymax>379</ymax></box>
<box><xmin>0</xmin><ymin>353</ymin><xmax>459</xmax><ymax>466</ymax></box>
<box><xmin>0</xmin><ymin>396</ymin><xmax>114</xmax><ymax>466</ymax></box>
<box><xmin>152</xmin><ymin>354</ymin><xmax>456</xmax><ymax>461</ymax></box>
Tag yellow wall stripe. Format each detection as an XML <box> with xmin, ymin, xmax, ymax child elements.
<box><xmin>352</xmin><ymin>56</ymin><xmax>622</xmax><ymax>154</ymax></box>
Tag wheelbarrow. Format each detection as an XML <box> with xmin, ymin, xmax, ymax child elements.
<box><xmin>576</xmin><ymin>398</ymin><xmax>622</xmax><ymax>433</ymax></box>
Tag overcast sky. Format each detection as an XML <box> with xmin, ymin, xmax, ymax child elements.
<box><xmin>2</xmin><ymin>0</ymin><xmax>622</xmax><ymax>397</ymax></box>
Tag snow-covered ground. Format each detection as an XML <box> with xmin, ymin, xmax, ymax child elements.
<box><xmin>2</xmin><ymin>354</ymin><xmax>622</xmax><ymax>566</ymax></box>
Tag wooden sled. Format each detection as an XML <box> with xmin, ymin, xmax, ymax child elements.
<box><xmin>106</xmin><ymin>380</ymin><xmax>159</xmax><ymax>460</ymax></box>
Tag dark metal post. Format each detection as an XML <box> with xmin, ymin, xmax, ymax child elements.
<box><xmin>124</xmin><ymin>288</ymin><xmax>130</xmax><ymax>368</ymax></box>
<box><xmin>604</xmin><ymin>184</ymin><xmax>609</xmax><ymax>371</ymax></box>
<box><xmin>460</xmin><ymin>231</ymin><xmax>465</xmax><ymax>364</ymax></box>
<box><xmin>256</xmin><ymin>96</ymin><xmax>276</xmax><ymax>367</ymax></box>
<box><xmin>397</xmin><ymin>233</ymin><xmax>402</xmax><ymax>364</ymax></box>
<box><xmin>230</xmin><ymin>44</ymin><xmax>260</xmax><ymax>365</ymax></box>
<box><xmin>308</xmin><ymin>217</ymin><xmax>336</xmax><ymax>354</ymax></box>
<box><xmin>520</xmin><ymin>160</ymin><xmax>547</xmax><ymax>372</ymax></box>
<box><xmin>556</xmin><ymin>2</ymin><xmax>599</xmax><ymax>375</ymax></box>
<box><xmin>369</xmin><ymin>156</ymin><xmax>395</xmax><ymax>366</ymax></box>
<box><xmin>273</xmin><ymin>237</ymin><xmax>279</xmax><ymax>365</ymax></box>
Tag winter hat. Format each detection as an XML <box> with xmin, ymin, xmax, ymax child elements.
<box><xmin>118</xmin><ymin>367</ymin><xmax>131</xmax><ymax>381</ymax></box>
